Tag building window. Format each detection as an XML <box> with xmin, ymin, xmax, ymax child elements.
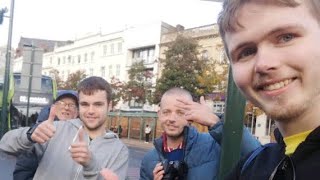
<box><xmin>110</xmin><ymin>43</ymin><xmax>114</xmax><ymax>55</ymax></box>
<box><xmin>78</xmin><ymin>55</ymin><xmax>81</xmax><ymax>64</ymax></box>
<box><xmin>101</xmin><ymin>66</ymin><xmax>105</xmax><ymax>77</ymax></box>
<box><xmin>91</xmin><ymin>51</ymin><xmax>95</xmax><ymax>62</ymax></box>
<box><xmin>68</xmin><ymin>55</ymin><xmax>71</xmax><ymax>64</ymax></box>
<box><xmin>116</xmin><ymin>64</ymin><xmax>120</xmax><ymax>77</ymax></box>
<box><xmin>103</xmin><ymin>45</ymin><xmax>108</xmax><ymax>56</ymax></box>
<box><xmin>63</xmin><ymin>56</ymin><xmax>66</xmax><ymax>64</ymax></box>
<box><xmin>117</xmin><ymin>42</ymin><xmax>122</xmax><ymax>53</ymax></box>
<box><xmin>108</xmin><ymin>65</ymin><xmax>113</xmax><ymax>77</ymax></box>
<box><xmin>58</xmin><ymin>58</ymin><xmax>61</xmax><ymax>65</ymax></box>
<box><xmin>84</xmin><ymin>53</ymin><xmax>88</xmax><ymax>63</ymax></box>
<box><xmin>132</xmin><ymin>46</ymin><xmax>155</xmax><ymax>63</ymax></box>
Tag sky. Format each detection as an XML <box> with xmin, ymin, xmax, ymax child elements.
<box><xmin>0</xmin><ymin>0</ymin><xmax>222</xmax><ymax>48</ymax></box>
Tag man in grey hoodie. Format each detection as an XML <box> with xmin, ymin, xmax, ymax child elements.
<box><xmin>0</xmin><ymin>76</ymin><xmax>129</xmax><ymax>180</ymax></box>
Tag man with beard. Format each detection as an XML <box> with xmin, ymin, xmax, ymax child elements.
<box><xmin>140</xmin><ymin>87</ymin><xmax>260</xmax><ymax>180</ymax></box>
<box><xmin>218</xmin><ymin>0</ymin><xmax>320</xmax><ymax>179</ymax></box>
<box><xmin>0</xmin><ymin>76</ymin><xmax>128</xmax><ymax>180</ymax></box>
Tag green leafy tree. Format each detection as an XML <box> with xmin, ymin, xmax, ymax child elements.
<box><xmin>63</xmin><ymin>70</ymin><xmax>86</xmax><ymax>90</ymax></box>
<box><xmin>110</xmin><ymin>77</ymin><xmax>125</xmax><ymax>109</ymax></box>
<box><xmin>153</xmin><ymin>35</ymin><xmax>204</xmax><ymax>103</ymax></box>
<box><xmin>0</xmin><ymin>8</ymin><xmax>7</xmax><ymax>25</ymax></box>
<box><xmin>49</xmin><ymin>69</ymin><xmax>64</xmax><ymax>89</ymax></box>
<box><xmin>122</xmin><ymin>61</ymin><xmax>153</xmax><ymax>106</ymax></box>
<box><xmin>196</xmin><ymin>62</ymin><xmax>228</xmax><ymax>96</ymax></box>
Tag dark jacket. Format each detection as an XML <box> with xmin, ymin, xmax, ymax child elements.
<box><xmin>140</xmin><ymin>124</ymin><xmax>260</xmax><ymax>180</ymax></box>
<box><xmin>226</xmin><ymin>126</ymin><xmax>320</xmax><ymax>180</ymax></box>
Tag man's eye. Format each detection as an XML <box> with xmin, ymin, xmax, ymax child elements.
<box><xmin>237</xmin><ymin>47</ymin><xmax>256</xmax><ymax>61</ymax></box>
<box><xmin>162</xmin><ymin>111</ymin><xmax>169</xmax><ymax>115</ymax></box>
<box><xmin>278</xmin><ymin>33</ymin><xmax>294</xmax><ymax>43</ymax></box>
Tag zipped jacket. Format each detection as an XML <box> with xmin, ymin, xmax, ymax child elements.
<box><xmin>140</xmin><ymin>124</ymin><xmax>260</xmax><ymax>180</ymax></box>
<box><xmin>226</xmin><ymin>126</ymin><xmax>320</xmax><ymax>180</ymax></box>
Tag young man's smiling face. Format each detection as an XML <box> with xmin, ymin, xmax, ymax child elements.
<box><xmin>225</xmin><ymin>2</ymin><xmax>320</xmax><ymax>122</ymax></box>
<box><xmin>79</xmin><ymin>90</ymin><xmax>109</xmax><ymax>132</ymax></box>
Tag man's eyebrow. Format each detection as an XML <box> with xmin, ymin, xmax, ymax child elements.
<box><xmin>266</xmin><ymin>24</ymin><xmax>304</xmax><ymax>36</ymax></box>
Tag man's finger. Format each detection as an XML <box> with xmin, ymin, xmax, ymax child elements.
<box><xmin>78</xmin><ymin>127</ymin><xmax>85</xmax><ymax>143</ymax></box>
<box><xmin>47</xmin><ymin>105</ymin><xmax>56</xmax><ymax>123</ymax></box>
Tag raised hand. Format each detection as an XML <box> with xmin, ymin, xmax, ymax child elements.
<box><xmin>100</xmin><ymin>169</ymin><xmax>119</xmax><ymax>180</ymax></box>
<box><xmin>70</xmin><ymin>127</ymin><xmax>92</xmax><ymax>166</ymax></box>
<box><xmin>31</xmin><ymin>105</ymin><xmax>57</xmax><ymax>143</ymax></box>
<box><xmin>176</xmin><ymin>96</ymin><xmax>220</xmax><ymax>127</ymax></box>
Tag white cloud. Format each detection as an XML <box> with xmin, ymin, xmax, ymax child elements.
<box><xmin>0</xmin><ymin>0</ymin><xmax>222</xmax><ymax>48</ymax></box>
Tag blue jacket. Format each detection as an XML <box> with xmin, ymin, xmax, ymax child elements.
<box><xmin>140</xmin><ymin>123</ymin><xmax>261</xmax><ymax>180</ymax></box>
<box><xmin>140</xmin><ymin>126</ymin><xmax>221</xmax><ymax>180</ymax></box>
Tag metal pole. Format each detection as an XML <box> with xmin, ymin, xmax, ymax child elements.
<box><xmin>25</xmin><ymin>45</ymin><xmax>35</xmax><ymax>126</ymax></box>
<box><xmin>1</xmin><ymin>0</ymin><xmax>15</xmax><ymax>137</ymax></box>
<box><xmin>218</xmin><ymin>67</ymin><xmax>246</xmax><ymax>180</ymax></box>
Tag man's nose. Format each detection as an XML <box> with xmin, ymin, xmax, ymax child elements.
<box><xmin>254</xmin><ymin>46</ymin><xmax>281</xmax><ymax>74</ymax></box>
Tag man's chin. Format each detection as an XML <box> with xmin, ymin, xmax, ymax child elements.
<box><xmin>166</xmin><ymin>131</ymin><xmax>183</xmax><ymax>139</ymax></box>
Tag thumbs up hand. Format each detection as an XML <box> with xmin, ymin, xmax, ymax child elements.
<box><xmin>31</xmin><ymin>105</ymin><xmax>57</xmax><ymax>144</ymax></box>
<box><xmin>70</xmin><ymin>127</ymin><xmax>92</xmax><ymax>166</ymax></box>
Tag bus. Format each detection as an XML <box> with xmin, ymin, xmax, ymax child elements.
<box><xmin>9</xmin><ymin>72</ymin><xmax>57</xmax><ymax>128</ymax></box>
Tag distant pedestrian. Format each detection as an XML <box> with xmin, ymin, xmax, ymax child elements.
<box><xmin>144</xmin><ymin>124</ymin><xmax>152</xmax><ymax>143</ymax></box>
<box><xmin>118</xmin><ymin>125</ymin><xmax>123</xmax><ymax>138</ymax></box>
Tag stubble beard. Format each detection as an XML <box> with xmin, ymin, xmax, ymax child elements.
<box><xmin>83</xmin><ymin>118</ymin><xmax>105</xmax><ymax>131</ymax></box>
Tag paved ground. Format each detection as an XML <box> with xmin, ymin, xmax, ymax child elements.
<box><xmin>0</xmin><ymin>139</ymin><xmax>153</xmax><ymax>180</ymax></box>
<box><xmin>121</xmin><ymin>138</ymin><xmax>153</xmax><ymax>179</ymax></box>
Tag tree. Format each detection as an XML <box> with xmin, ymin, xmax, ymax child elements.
<box><xmin>63</xmin><ymin>70</ymin><xmax>86</xmax><ymax>90</ymax></box>
<box><xmin>153</xmin><ymin>35</ymin><xmax>204</xmax><ymax>103</ymax></box>
<box><xmin>49</xmin><ymin>69</ymin><xmax>64</xmax><ymax>89</ymax></box>
<box><xmin>0</xmin><ymin>8</ymin><xmax>7</xmax><ymax>25</ymax></box>
<box><xmin>196</xmin><ymin>61</ymin><xmax>228</xmax><ymax>96</ymax></box>
<box><xmin>110</xmin><ymin>77</ymin><xmax>125</xmax><ymax>109</ymax></box>
<box><xmin>122</xmin><ymin>61</ymin><xmax>153</xmax><ymax>106</ymax></box>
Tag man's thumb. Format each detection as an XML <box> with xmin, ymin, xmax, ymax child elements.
<box><xmin>48</xmin><ymin>105</ymin><xmax>56</xmax><ymax>123</ymax></box>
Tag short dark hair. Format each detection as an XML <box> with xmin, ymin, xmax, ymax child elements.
<box><xmin>77</xmin><ymin>76</ymin><xmax>112</xmax><ymax>104</ymax></box>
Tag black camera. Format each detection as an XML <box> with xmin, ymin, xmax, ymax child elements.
<box><xmin>161</xmin><ymin>159</ymin><xmax>188</xmax><ymax>180</ymax></box>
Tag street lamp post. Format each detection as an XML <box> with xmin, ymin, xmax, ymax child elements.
<box><xmin>1</xmin><ymin>0</ymin><xmax>15</xmax><ymax>138</ymax></box>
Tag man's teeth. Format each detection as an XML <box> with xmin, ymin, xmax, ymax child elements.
<box><xmin>264</xmin><ymin>79</ymin><xmax>292</xmax><ymax>91</ymax></box>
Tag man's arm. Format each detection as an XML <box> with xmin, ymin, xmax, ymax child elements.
<box><xmin>176</xmin><ymin>96</ymin><xmax>261</xmax><ymax>157</ymax></box>
<box><xmin>208</xmin><ymin>122</ymin><xmax>261</xmax><ymax>157</ymax></box>
<box><xmin>0</xmin><ymin>128</ymin><xmax>33</xmax><ymax>155</ymax></box>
